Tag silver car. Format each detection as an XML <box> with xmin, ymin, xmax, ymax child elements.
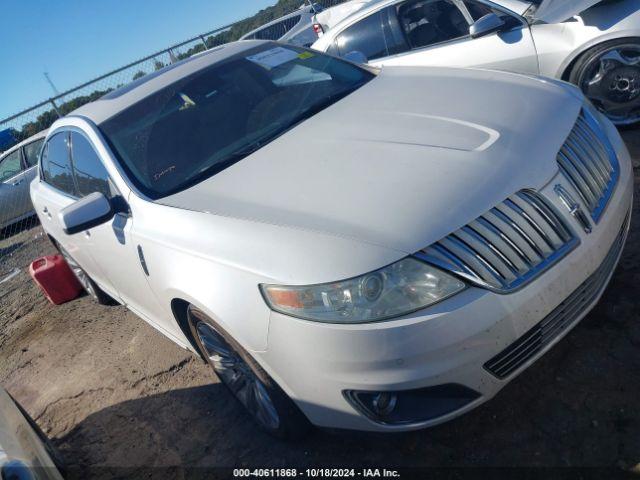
<box><xmin>312</xmin><ymin>0</ymin><xmax>640</xmax><ymax>125</ymax></box>
<box><xmin>0</xmin><ymin>131</ymin><xmax>47</xmax><ymax>231</ymax></box>
<box><xmin>240</xmin><ymin>3</ymin><xmax>325</xmax><ymax>48</ymax></box>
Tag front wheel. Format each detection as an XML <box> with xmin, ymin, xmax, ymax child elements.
<box><xmin>58</xmin><ymin>246</ymin><xmax>114</xmax><ymax>305</ymax></box>
<box><xmin>187</xmin><ymin>306</ymin><xmax>312</xmax><ymax>439</ymax></box>
<box><xmin>569</xmin><ymin>39</ymin><xmax>640</xmax><ymax>126</ymax></box>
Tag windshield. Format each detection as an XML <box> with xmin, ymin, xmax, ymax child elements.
<box><xmin>100</xmin><ymin>44</ymin><xmax>374</xmax><ymax>199</ymax></box>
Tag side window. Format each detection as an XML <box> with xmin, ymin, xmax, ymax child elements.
<box><xmin>23</xmin><ymin>138</ymin><xmax>45</xmax><ymax>168</ymax></box>
<box><xmin>70</xmin><ymin>132</ymin><xmax>112</xmax><ymax>198</ymax></box>
<box><xmin>42</xmin><ymin>132</ymin><xmax>76</xmax><ymax>196</ymax></box>
<box><xmin>326</xmin><ymin>42</ymin><xmax>340</xmax><ymax>56</ymax></box>
<box><xmin>0</xmin><ymin>150</ymin><xmax>23</xmax><ymax>182</ymax></box>
<box><xmin>335</xmin><ymin>7</ymin><xmax>406</xmax><ymax>61</ymax></box>
<box><xmin>397</xmin><ymin>0</ymin><xmax>470</xmax><ymax>50</ymax></box>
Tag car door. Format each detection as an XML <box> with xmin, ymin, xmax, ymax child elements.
<box><xmin>67</xmin><ymin>131</ymin><xmax>167</xmax><ymax>325</ymax></box>
<box><xmin>0</xmin><ymin>149</ymin><xmax>28</xmax><ymax>226</ymax></box>
<box><xmin>333</xmin><ymin>0</ymin><xmax>539</xmax><ymax>74</ymax></box>
<box><xmin>34</xmin><ymin>131</ymin><xmax>106</xmax><ymax>290</ymax></box>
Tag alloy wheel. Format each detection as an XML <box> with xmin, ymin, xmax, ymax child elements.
<box><xmin>61</xmin><ymin>251</ymin><xmax>97</xmax><ymax>301</ymax></box>
<box><xmin>579</xmin><ymin>44</ymin><xmax>640</xmax><ymax>125</ymax></box>
<box><xmin>195</xmin><ymin>321</ymin><xmax>280</xmax><ymax>430</ymax></box>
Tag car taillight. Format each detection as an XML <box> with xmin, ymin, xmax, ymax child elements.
<box><xmin>313</xmin><ymin>23</ymin><xmax>324</xmax><ymax>37</ymax></box>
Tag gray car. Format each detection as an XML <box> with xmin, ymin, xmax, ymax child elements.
<box><xmin>0</xmin><ymin>131</ymin><xmax>47</xmax><ymax>230</ymax></box>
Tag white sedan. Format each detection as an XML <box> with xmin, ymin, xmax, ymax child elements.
<box><xmin>311</xmin><ymin>0</ymin><xmax>640</xmax><ymax>125</ymax></box>
<box><xmin>30</xmin><ymin>41</ymin><xmax>633</xmax><ymax>438</ymax></box>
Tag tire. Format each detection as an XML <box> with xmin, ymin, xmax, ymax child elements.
<box><xmin>187</xmin><ymin>305</ymin><xmax>312</xmax><ymax>439</ymax></box>
<box><xmin>569</xmin><ymin>38</ymin><xmax>640</xmax><ymax>126</ymax></box>
<box><xmin>58</xmin><ymin>245</ymin><xmax>115</xmax><ymax>306</ymax></box>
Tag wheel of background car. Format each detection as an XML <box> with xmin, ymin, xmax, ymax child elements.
<box><xmin>569</xmin><ymin>38</ymin><xmax>640</xmax><ymax>126</ymax></box>
<box><xmin>57</xmin><ymin>245</ymin><xmax>115</xmax><ymax>306</ymax></box>
<box><xmin>186</xmin><ymin>305</ymin><xmax>312</xmax><ymax>439</ymax></box>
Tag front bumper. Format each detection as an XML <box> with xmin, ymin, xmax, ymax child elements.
<box><xmin>261</xmin><ymin>136</ymin><xmax>634</xmax><ymax>432</ymax></box>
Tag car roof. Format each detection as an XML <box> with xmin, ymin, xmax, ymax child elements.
<box><xmin>0</xmin><ymin>129</ymin><xmax>48</xmax><ymax>160</ymax></box>
<box><xmin>69</xmin><ymin>40</ymin><xmax>270</xmax><ymax>126</ymax></box>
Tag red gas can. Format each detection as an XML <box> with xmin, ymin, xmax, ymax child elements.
<box><xmin>29</xmin><ymin>255</ymin><xmax>83</xmax><ymax>305</ymax></box>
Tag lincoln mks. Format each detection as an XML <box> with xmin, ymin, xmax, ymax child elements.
<box><xmin>30</xmin><ymin>41</ymin><xmax>633</xmax><ymax>438</ymax></box>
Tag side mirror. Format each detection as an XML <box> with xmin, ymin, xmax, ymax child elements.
<box><xmin>470</xmin><ymin>13</ymin><xmax>506</xmax><ymax>39</ymax></box>
<box><xmin>60</xmin><ymin>192</ymin><xmax>114</xmax><ymax>235</ymax></box>
<box><xmin>343</xmin><ymin>50</ymin><xmax>368</xmax><ymax>64</ymax></box>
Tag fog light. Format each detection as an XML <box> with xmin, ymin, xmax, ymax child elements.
<box><xmin>372</xmin><ymin>392</ymin><xmax>397</xmax><ymax>417</ymax></box>
<box><xmin>344</xmin><ymin>384</ymin><xmax>481</xmax><ymax>425</ymax></box>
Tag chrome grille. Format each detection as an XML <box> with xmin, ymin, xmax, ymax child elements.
<box><xmin>485</xmin><ymin>211</ymin><xmax>630</xmax><ymax>379</ymax></box>
<box><xmin>416</xmin><ymin>190</ymin><xmax>578</xmax><ymax>293</ymax></box>
<box><xmin>557</xmin><ymin>109</ymin><xmax>619</xmax><ymax>223</ymax></box>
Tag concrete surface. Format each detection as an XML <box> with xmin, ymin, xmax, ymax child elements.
<box><xmin>0</xmin><ymin>131</ymin><xmax>638</xmax><ymax>478</ymax></box>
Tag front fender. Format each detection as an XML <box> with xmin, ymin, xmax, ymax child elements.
<box><xmin>557</xmin><ymin>30</ymin><xmax>640</xmax><ymax>79</ymax></box>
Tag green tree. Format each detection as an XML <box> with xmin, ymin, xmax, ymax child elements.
<box><xmin>132</xmin><ymin>70</ymin><xmax>147</xmax><ymax>81</ymax></box>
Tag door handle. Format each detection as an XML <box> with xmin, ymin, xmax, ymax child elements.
<box><xmin>11</xmin><ymin>179</ymin><xmax>23</xmax><ymax>186</ymax></box>
<box><xmin>42</xmin><ymin>206</ymin><xmax>52</xmax><ymax>219</ymax></box>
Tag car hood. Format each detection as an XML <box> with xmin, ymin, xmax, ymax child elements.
<box><xmin>530</xmin><ymin>0</ymin><xmax>603</xmax><ymax>23</ymax></box>
<box><xmin>157</xmin><ymin>66</ymin><xmax>582</xmax><ymax>255</ymax></box>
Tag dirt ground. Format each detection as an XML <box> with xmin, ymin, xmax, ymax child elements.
<box><xmin>0</xmin><ymin>131</ymin><xmax>639</xmax><ymax>479</ymax></box>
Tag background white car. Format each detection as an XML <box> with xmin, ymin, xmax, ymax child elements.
<box><xmin>30</xmin><ymin>41</ymin><xmax>632</xmax><ymax>438</ymax></box>
<box><xmin>312</xmin><ymin>0</ymin><xmax>640</xmax><ymax>125</ymax></box>
<box><xmin>0</xmin><ymin>131</ymin><xmax>46</xmax><ymax>231</ymax></box>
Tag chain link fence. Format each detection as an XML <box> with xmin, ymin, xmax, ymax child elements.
<box><xmin>0</xmin><ymin>0</ymin><xmax>346</xmax><ymax>276</ymax></box>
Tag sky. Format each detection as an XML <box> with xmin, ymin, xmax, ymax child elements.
<box><xmin>0</xmin><ymin>0</ymin><xmax>276</xmax><ymax>120</ymax></box>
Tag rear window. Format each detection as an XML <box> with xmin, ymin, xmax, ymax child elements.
<box><xmin>100</xmin><ymin>45</ymin><xmax>373</xmax><ymax>199</ymax></box>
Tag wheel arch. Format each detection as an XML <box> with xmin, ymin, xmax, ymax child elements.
<box><xmin>559</xmin><ymin>33</ymin><xmax>640</xmax><ymax>80</ymax></box>
<box><xmin>170</xmin><ymin>298</ymin><xmax>205</xmax><ymax>361</ymax></box>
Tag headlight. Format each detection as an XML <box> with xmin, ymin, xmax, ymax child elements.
<box><xmin>260</xmin><ymin>257</ymin><xmax>466</xmax><ymax>323</ymax></box>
